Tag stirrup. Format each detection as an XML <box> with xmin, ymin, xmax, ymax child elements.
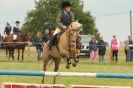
<box><xmin>47</xmin><ymin>44</ymin><xmax>51</xmax><ymax>50</ymax></box>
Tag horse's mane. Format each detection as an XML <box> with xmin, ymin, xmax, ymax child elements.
<box><xmin>18</xmin><ymin>32</ymin><xmax>31</xmax><ymax>41</ymax></box>
<box><xmin>69</xmin><ymin>21</ymin><xmax>82</xmax><ymax>31</ymax></box>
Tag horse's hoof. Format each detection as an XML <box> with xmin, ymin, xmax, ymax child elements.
<box><xmin>66</xmin><ymin>64</ymin><xmax>70</xmax><ymax>69</ymax></box>
<box><xmin>72</xmin><ymin>62</ymin><xmax>77</xmax><ymax>67</ymax></box>
<box><xmin>75</xmin><ymin>59</ymin><xmax>79</xmax><ymax>62</ymax></box>
<box><xmin>67</xmin><ymin>61</ymin><xmax>71</xmax><ymax>64</ymax></box>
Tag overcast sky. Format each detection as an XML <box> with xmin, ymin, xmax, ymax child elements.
<box><xmin>1</xmin><ymin>0</ymin><xmax>133</xmax><ymax>42</ymax></box>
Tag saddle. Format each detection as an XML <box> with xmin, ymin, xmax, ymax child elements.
<box><xmin>51</xmin><ymin>32</ymin><xmax>63</xmax><ymax>46</ymax></box>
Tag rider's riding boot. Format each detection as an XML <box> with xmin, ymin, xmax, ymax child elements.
<box><xmin>47</xmin><ymin>36</ymin><xmax>55</xmax><ymax>50</ymax></box>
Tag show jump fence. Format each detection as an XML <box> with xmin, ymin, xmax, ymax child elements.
<box><xmin>0</xmin><ymin>70</ymin><xmax>133</xmax><ymax>88</ymax></box>
<box><xmin>0</xmin><ymin>70</ymin><xmax>133</xmax><ymax>79</ymax></box>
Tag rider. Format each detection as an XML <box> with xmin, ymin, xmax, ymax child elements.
<box><xmin>13</xmin><ymin>21</ymin><xmax>22</xmax><ymax>35</ymax></box>
<box><xmin>47</xmin><ymin>1</ymin><xmax>75</xmax><ymax>49</ymax></box>
<box><xmin>4</xmin><ymin>22</ymin><xmax>12</xmax><ymax>37</ymax></box>
<box><xmin>13</xmin><ymin>21</ymin><xmax>22</xmax><ymax>40</ymax></box>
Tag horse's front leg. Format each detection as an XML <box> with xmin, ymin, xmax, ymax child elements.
<box><xmin>17</xmin><ymin>49</ymin><xmax>20</xmax><ymax>60</ymax></box>
<box><xmin>72</xmin><ymin>55</ymin><xmax>79</xmax><ymax>67</ymax></box>
<box><xmin>72</xmin><ymin>49</ymin><xmax>80</xmax><ymax>67</ymax></box>
<box><xmin>59</xmin><ymin>48</ymin><xmax>71</xmax><ymax>69</ymax></box>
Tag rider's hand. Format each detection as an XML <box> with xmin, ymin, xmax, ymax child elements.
<box><xmin>63</xmin><ymin>26</ymin><xmax>66</xmax><ymax>29</ymax></box>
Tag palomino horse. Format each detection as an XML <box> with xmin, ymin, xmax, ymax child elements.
<box><xmin>42</xmin><ymin>21</ymin><xmax>82</xmax><ymax>83</ymax></box>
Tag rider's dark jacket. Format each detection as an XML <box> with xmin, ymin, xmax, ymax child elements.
<box><xmin>56</xmin><ymin>10</ymin><xmax>75</xmax><ymax>29</ymax></box>
<box><xmin>4</xmin><ymin>26</ymin><xmax>12</xmax><ymax>35</ymax></box>
<box><xmin>13</xmin><ymin>26</ymin><xmax>22</xmax><ymax>35</ymax></box>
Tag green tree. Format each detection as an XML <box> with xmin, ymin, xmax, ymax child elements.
<box><xmin>22</xmin><ymin>0</ymin><xmax>98</xmax><ymax>35</ymax></box>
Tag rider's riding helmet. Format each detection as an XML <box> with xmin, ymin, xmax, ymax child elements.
<box><xmin>6</xmin><ymin>22</ymin><xmax>10</xmax><ymax>25</ymax></box>
<box><xmin>16</xmin><ymin>21</ymin><xmax>20</xmax><ymax>24</ymax></box>
<box><xmin>61</xmin><ymin>1</ymin><xmax>72</xmax><ymax>9</ymax></box>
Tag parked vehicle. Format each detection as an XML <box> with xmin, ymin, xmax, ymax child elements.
<box><xmin>79</xmin><ymin>35</ymin><xmax>91</xmax><ymax>56</ymax></box>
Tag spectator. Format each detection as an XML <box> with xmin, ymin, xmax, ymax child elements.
<box><xmin>89</xmin><ymin>35</ymin><xmax>97</xmax><ymax>60</ymax></box>
<box><xmin>127</xmin><ymin>35</ymin><xmax>133</xmax><ymax>62</ymax></box>
<box><xmin>34</xmin><ymin>32</ymin><xmax>43</xmax><ymax>61</ymax></box>
<box><xmin>111</xmin><ymin>35</ymin><xmax>119</xmax><ymax>62</ymax></box>
<box><xmin>42</xmin><ymin>28</ymin><xmax>54</xmax><ymax>43</ymax></box>
<box><xmin>97</xmin><ymin>36</ymin><xmax>106</xmax><ymax>63</ymax></box>
<box><xmin>124</xmin><ymin>36</ymin><xmax>130</xmax><ymax>62</ymax></box>
<box><xmin>42</xmin><ymin>29</ymin><xmax>49</xmax><ymax>43</ymax></box>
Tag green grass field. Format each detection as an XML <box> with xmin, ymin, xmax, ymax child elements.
<box><xmin>0</xmin><ymin>47</ymin><xmax>133</xmax><ymax>87</ymax></box>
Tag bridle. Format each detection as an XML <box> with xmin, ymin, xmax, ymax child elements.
<box><xmin>65</xmin><ymin>26</ymin><xmax>80</xmax><ymax>53</ymax></box>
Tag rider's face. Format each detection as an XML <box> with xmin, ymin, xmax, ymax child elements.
<box><xmin>16</xmin><ymin>23</ymin><xmax>20</xmax><ymax>26</ymax></box>
<box><xmin>65</xmin><ymin>6</ymin><xmax>71</xmax><ymax>12</ymax></box>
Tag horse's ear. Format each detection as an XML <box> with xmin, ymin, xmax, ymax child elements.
<box><xmin>76</xmin><ymin>20</ymin><xmax>78</xmax><ymax>22</ymax></box>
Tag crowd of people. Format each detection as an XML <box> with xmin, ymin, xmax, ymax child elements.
<box><xmin>89</xmin><ymin>34</ymin><xmax>120</xmax><ymax>63</ymax></box>
<box><xmin>88</xmin><ymin>34</ymin><xmax>133</xmax><ymax>63</ymax></box>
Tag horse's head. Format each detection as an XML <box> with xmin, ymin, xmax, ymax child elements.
<box><xmin>67</xmin><ymin>21</ymin><xmax>82</xmax><ymax>42</ymax></box>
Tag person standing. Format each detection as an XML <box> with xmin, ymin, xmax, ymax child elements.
<box><xmin>42</xmin><ymin>29</ymin><xmax>49</xmax><ymax>43</ymax></box>
<box><xmin>124</xmin><ymin>36</ymin><xmax>130</xmax><ymax>62</ymax></box>
<box><xmin>89</xmin><ymin>35</ymin><xmax>97</xmax><ymax>60</ymax></box>
<box><xmin>34</xmin><ymin>32</ymin><xmax>43</xmax><ymax>61</ymax></box>
<box><xmin>97</xmin><ymin>36</ymin><xmax>106</xmax><ymax>63</ymax></box>
<box><xmin>127</xmin><ymin>35</ymin><xmax>133</xmax><ymax>62</ymax></box>
<box><xmin>42</xmin><ymin>28</ymin><xmax>55</xmax><ymax>43</ymax></box>
<box><xmin>111</xmin><ymin>35</ymin><xmax>119</xmax><ymax>62</ymax></box>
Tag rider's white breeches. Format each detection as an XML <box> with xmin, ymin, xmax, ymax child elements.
<box><xmin>13</xmin><ymin>34</ymin><xmax>17</xmax><ymax>40</ymax></box>
<box><xmin>3</xmin><ymin>34</ymin><xmax>7</xmax><ymax>39</ymax></box>
<box><xmin>53</xmin><ymin>28</ymin><xmax>61</xmax><ymax>35</ymax></box>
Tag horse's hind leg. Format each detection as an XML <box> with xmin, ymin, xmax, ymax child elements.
<box><xmin>6</xmin><ymin>48</ymin><xmax>8</xmax><ymax>57</ymax></box>
<box><xmin>11</xmin><ymin>49</ymin><xmax>14</xmax><ymax>60</ymax></box>
<box><xmin>12</xmin><ymin>49</ymin><xmax>15</xmax><ymax>59</ymax></box>
<box><xmin>8</xmin><ymin>48</ymin><xmax>12</xmax><ymax>60</ymax></box>
<box><xmin>53</xmin><ymin>57</ymin><xmax>61</xmax><ymax>84</ymax></box>
<box><xmin>42</xmin><ymin>52</ymin><xmax>49</xmax><ymax>84</ymax></box>
<box><xmin>17</xmin><ymin>49</ymin><xmax>20</xmax><ymax>60</ymax></box>
<box><xmin>22</xmin><ymin>49</ymin><xmax>24</xmax><ymax>61</ymax></box>
<box><xmin>8</xmin><ymin>50</ymin><xmax>11</xmax><ymax>60</ymax></box>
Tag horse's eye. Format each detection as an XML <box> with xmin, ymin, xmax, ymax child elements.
<box><xmin>71</xmin><ymin>25</ymin><xmax>73</xmax><ymax>27</ymax></box>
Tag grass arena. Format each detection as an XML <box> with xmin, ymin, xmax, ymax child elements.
<box><xmin>0</xmin><ymin>47</ymin><xmax>133</xmax><ymax>87</ymax></box>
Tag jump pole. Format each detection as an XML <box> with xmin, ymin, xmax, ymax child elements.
<box><xmin>0</xmin><ymin>70</ymin><xmax>133</xmax><ymax>79</ymax></box>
